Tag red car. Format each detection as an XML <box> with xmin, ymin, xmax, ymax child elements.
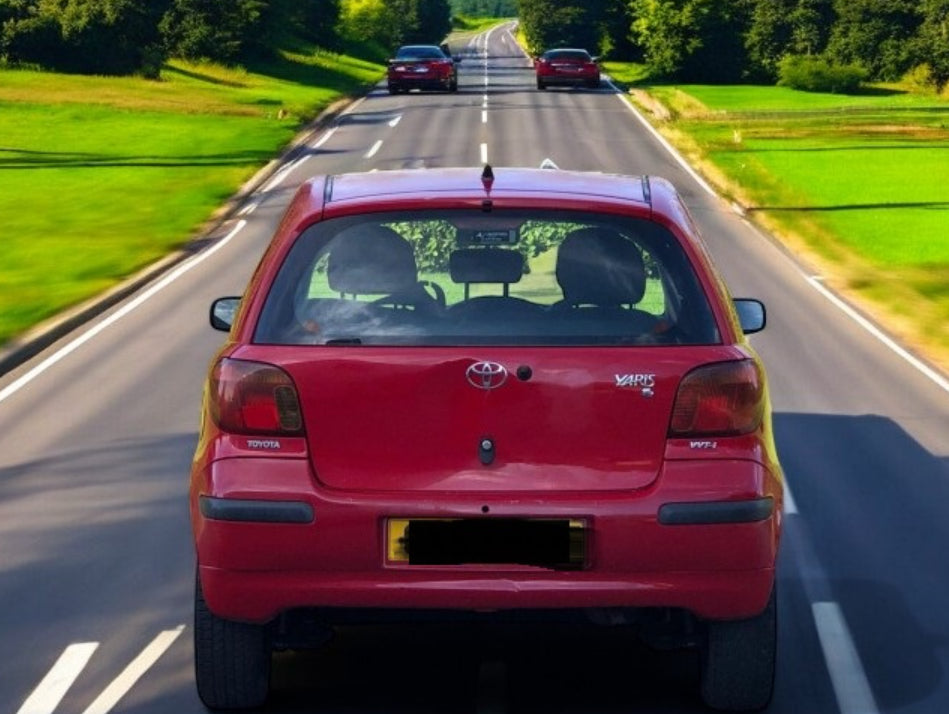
<box><xmin>387</xmin><ymin>44</ymin><xmax>457</xmax><ymax>94</ymax></box>
<box><xmin>535</xmin><ymin>48</ymin><xmax>601</xmax><ymax>89</ymax></box>
<box><xmin>193</xmin><ymin>166</ymin><xmax>783</xmax><ymax>711</ymax></box>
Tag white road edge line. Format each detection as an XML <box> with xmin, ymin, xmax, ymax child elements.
<box><xmin>365</xmin><ymin>139</ymin><xmax>383</xmax><ymax>159</ymax></box>
<box><xmin>807</xmin><ymin>277</ymin><xmax>949</xmax><ymax>394</ymax></box>
<box><xmin>16</xmin><ymin>643</ymin><xmax>99</xmax><ymax>714</ymax></box>
<box><xmin>812</xmin><ymin>603</ymin><xmax>879</xmax><ymax>714</ymax></box>
<box><xmin>0</xmin><ymin>220</ymin><xmax>248</xmax><ymax>406</ymax></box>
<box><xmin>611</xmin><ymin>84</ymin><xmax>716</xmax><ymax>198</ymax></box>
<box><xmin>81</xmin><ymin>627</ymin><xmax>185</xmax><ymax>714</ymax></box>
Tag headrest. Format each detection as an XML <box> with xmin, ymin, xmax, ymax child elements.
<box><xmin>556</xmin><ymin>228</ymin><xmax>646</xmax><ymax>305</ymax></box>
<box><xmin>327</xmin><ymin>225</ymin><xmax>418</xmax><ymax>295</ymax></box>
<box><xmin>449</xmin><ymin>248</ymin><xmax>524</xmax><ymax>284</ymax></box>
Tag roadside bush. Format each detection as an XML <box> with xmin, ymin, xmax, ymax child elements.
<box><xmin>902</xmin><ymin>63</ymin><xmax>940</xmax><ymax>94</ymax></box>
<box><xmin>777</xmin><ymin>54</ymin><xmax>867</xmax><ymax>93</ymax></box>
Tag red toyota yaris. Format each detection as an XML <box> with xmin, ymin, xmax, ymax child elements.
<box><xmin>192</xmin><ymin>166</ymin><xmax>783</xmax><ymax>711</ymax></box>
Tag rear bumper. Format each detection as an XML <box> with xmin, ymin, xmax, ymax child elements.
<box><xmin>537</xmin><ymin>73</ymin><xmax>599</xmax><ymax>86</ymax></box>
<box><xmin>192</xmin><ymin>457</ymin><xmax>781</xmax><ymax>623</ymax></box>
<box><xmin>388</xmin><ymin>76</ymin><xmax>453</xmax><ymax>90</ymax></box>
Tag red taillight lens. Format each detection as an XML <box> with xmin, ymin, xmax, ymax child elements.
<box><xmin>669</xmin><ymin>360</ymin><xmax>765</xmax><ymax>437</ymax></box>
<box><xmin>209</xmin><ymin>358</ymin><xmax>303</xmax><ymax>435</ymax></box>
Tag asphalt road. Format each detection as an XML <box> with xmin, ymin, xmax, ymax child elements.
<box><xmin>2</xmin><ymin>21</ymin><xmax>949</xmax><ymax>714</ymax></box>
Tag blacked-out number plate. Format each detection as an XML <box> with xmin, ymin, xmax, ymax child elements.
<box><xmin>388</xmin><ymin>518</ymin><xmax>585</xmax><ymax>570</ymax></box>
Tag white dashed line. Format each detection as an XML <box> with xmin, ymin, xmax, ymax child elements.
<box><xmin>812</xmin><ymin>603</ymin><xmax>879</xmax><ymax>714</ymax></box>
<box><xmin>237</xmin><ymin>200</ymin><xmax>259</xmax><ymax>216</ymax></box>
<box><xmin>16</xmin><ymin>643</ymin><xmax>98</xmax><ymax>714</ymax></box>
<box><xmin>388</xmin><ymin>115</ymin><xmax>402</xmax><ymax>128</ymax></box>
<box><xmin>261</xmin><ymin>155</ymin><xmax>308</xmax><ymax>192</ymax></box>
<box><xmin>82</xmin><ymin>627</ymin><xmax>185</xmax><ymax>714</ymax></box>
<box><xmin>783</xmin><ymin>479</ymin><xmax>799</xmax><ymax>515</ymax></box>
<box><xmin>480</xmin><ymin>143</ymin><xmax>489</xmax><ymax>164</ymax></box>
<box><xmin>482</xmin><ymin>110</ymin><xmax>488</xmax><ymax>124</ymax></box>
<box><xmin>311</xmin><ymin>126</ymin><xmax>337</xmax><ymax>149</ymax></box>
<box><xmin>365</xmin><ymin>140</ymin><xmax>383</xmax><ymax>159</ymax></box>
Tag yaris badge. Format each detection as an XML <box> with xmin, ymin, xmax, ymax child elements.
<box><xmin>466</xmin><ymin>361</ymin><xmax>508</xmax><ymax>390</ymax></box>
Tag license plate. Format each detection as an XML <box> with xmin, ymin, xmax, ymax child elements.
<box><xmin>387</xmin><ymin>518</ymin><xmax>586</xmax><ymax>569</ymax></box>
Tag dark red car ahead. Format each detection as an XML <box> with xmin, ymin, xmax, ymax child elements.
<box><xmin>387</xmin><ymin>44</ymin><xmax>457</xmax><ymax>94</ymax></box>
<box><xmin>192</xmin><ymin>166</ymin><xmax>783</xmax><ymax>711</ymax></box>
<box><xmin>535</xmin><ymin>48</ymin><xmax>601</xmax><ymax>89</ymax></box>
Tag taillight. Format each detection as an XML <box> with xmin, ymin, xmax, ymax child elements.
<box><xmin>208</xmin><ymin>358</ymin><xmax>303</xmax><ymax>435</ymax></box>
<box><xmin>669</xmin><ymin>360</ymin><xmax>765</xmax><ymax>437</ymax></box>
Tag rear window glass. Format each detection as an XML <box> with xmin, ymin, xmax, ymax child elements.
<box><xmin>543</xmin><ymin>50</ymin><xmax>591</xmax><ymax>61</ymax></box>
<box><xmin>254</xmin><ymin>210</ymin><xmax>719</xmax><ymax>346</ymax></box>
<box><xmin>395</xmin><ymin>46</ymin><xmax>444</xmax><ymax>60</ymax></box>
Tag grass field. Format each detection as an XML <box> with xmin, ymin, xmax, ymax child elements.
<box><xmin>0</xmin><ymin>50</ymin><xmax>383</xmax><ymax>347</ymax></box>
<box><xmin>612</xmin><ymin>75</ymin><xmax>949</xmax><ymax>366</ymax></box>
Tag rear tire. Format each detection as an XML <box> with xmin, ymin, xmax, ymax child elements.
<box><xmin>537</xmin><ymin>79</ymin><xmax>546</xmax><ymax>90</ymax></box>
<box><xmin>700</xmin><ymin>588</ymin><xmax>776</xmax><ymax>711</ymax></box>
<box><xmin>194</xmin><ymin>572</ymin><xmax>271</xmax><ymax>710</ymax></box>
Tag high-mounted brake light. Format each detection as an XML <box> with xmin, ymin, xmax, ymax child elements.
<box><xmin>669</xmin><ymin>360</ymin><xmax>764</xmax><ymax>437</ymax></box>
<box><xmin>209</xmin><ymin>358</ymin><xmax>303</xmax><ymax>436</ymax></box>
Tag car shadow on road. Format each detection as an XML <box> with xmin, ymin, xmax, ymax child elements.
<box><xmin>775</xmin><ymin>412</ymin><xmax>949</xmax><ymax>711</ymax></box>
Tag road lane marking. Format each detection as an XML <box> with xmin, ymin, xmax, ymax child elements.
<box><xmin>812</xmin><ymin>603</ymin><xmax>879</xmax><ymax>714</ymax></box>
<box><xmin>388</xmin><ymin>115</ymin><xmax>402</xmax><ymax>128</ymax></box>
<box><xmin>480</xmin><ymin>143</ymin><xmax>489</xmax><ymax>164</ymax></box>
<box><xmin>311</xmin><ymin>126</ymin><xmax>337</xmax><ymax>149</ymax></box>
<box><xmin>237</xmin><ymin>200</ymin><xmax>259</xmax><ymax>217</ymax></box>
<box><xmin>807</xmin><ymin>277</ymin><xmax>949</xmax><ymax>395</ymax></box>
<box><xmin>262</xmin><ymin>155</ymin><xmax>308</xmax><ymax>192</ymax></box>
<box><xmin>783</xmin><ymin>479</ymin><xmax>798</xmax><ymax>515</ymax></box>
<box><xmin>365</xmin><ymin>140</ymin><xmax>383</xmax><ymax>159</ymax></box>
<box><xmin>482</xmin><ymin>110</ymin><xmax>488</xmax><ymax>124</ymax></box>
<box><xmin>611</xmin><ymin>85</ymin><xmax>716</xmax><ymax>198</ymax></box>
<box><xmin>17</xmin><ymin>643</ymin><xmax>99</xmax><ymax>714</ymax></box>
<box><xmin>82</xmin><ymin>627</ymin><xmax>185</xmax><ymax>714</ymax></box>
<box><xmin>0</xmin><ymin>220</ymin><xmax>247</xmax><ymax>406</ymax></box>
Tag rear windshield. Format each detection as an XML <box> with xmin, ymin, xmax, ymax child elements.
<box><xmin>543</xmin><ymin>50</ymin><xmax>591</xmax><ymax>61</ymax></box>
<box><xmin>254</xmin><ymin>210</ymin><xmax>719</xmax><ymax>346</ymax></box>
<box><xmin>395</xmin><ymin>46</ymin><xmax>445</xmax><ymax>60</ymax></box>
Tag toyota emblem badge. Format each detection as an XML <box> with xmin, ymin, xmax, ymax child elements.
<box><xmin>466</xmin><ymin>361</ymin><xmax>508</xmax><ymax>390</ymax></box>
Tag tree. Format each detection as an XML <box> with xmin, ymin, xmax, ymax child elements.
<box><xmin>1</xmin><ymin>0</ymin><xmax>169</xmax><ymax>76</ymax></box>
<box><xmin>160</xmin><ymin>0</ymin><xmax>267</xmax><ymax>64</ymax></box>
<box><xmin>916</xmin><ymin>0</ymin><xmax>949</xmax><ymax>89</ymax></box>
<box><xmin>825</xmin><ymin>0</ymin><xmax>921</xmax><ymax>81</ymax></box>
<box><xmin>629</xmin><ymin>0</ymin><xmax>750</xmax><ymax>82</ymax></box>
<box><xmin>744</xmin><ymin>0</ymin><xmax>834</xmax><ymax>81</ymax></box>
<box><xmin>518</xmin><ymin>0</ymin><xmax>607</xmax><ymax>55</ymax></box>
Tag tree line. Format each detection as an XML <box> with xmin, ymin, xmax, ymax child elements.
<box><xmin>2</xmin><ymin>0</ymin><xmax>945</xmax><ymax>92</ymax></box>
<box><xmin>518</xmin><ymin>0</ymin><xmax>949</xmax><ymax>91</ymax></box>
<box><xmin>0</xmin><ymin>0</ymin><xmax>452</xmax><ymax>76</ymax></box>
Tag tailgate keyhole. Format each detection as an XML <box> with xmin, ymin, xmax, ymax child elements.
<box><xmin>479</xmin><ymin>437</ymin><xmax>495</xmax><ymax>465</ymax></box>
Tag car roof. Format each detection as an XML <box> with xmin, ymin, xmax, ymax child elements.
<box><xmin>322</xmin><ymin>167</ymin><xmax>652</xmax><ymax>207</ymax></box>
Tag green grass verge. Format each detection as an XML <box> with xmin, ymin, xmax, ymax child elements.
<box><xmin>621</xmin><ymin>77</ymin><xmax>949</xmax><ymax>366</ymax></box>
<box><xmin>0</xmin><ymin>50</ymin><xmax>384</xmax><ymax>347</ymax></box>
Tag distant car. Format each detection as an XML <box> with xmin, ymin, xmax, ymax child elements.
<box><xmin>535</xmin><ymin>48</ymin><xmax>601</xmax><ymax>89</ymax></box>
<box><xmin>387</xmin><ymin>44</ymin><xmax>457</xmax><ymax>94</ymax></box>
<box><xmin>192</xmin><ymin>165</ymin><xmax>783</xmax><ymax>711</ymax></box>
